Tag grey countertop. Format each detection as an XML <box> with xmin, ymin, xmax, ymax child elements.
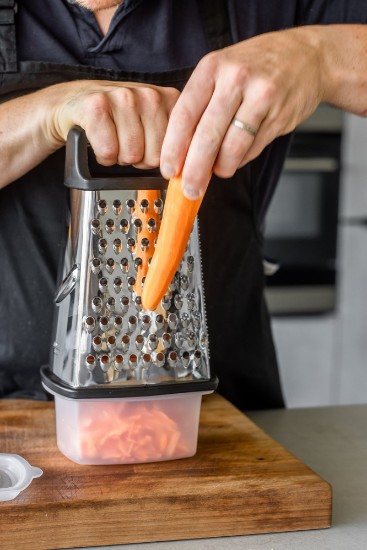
<box><xmin>71</xmin><ymin>404</ymin><xmax>367</xmax><ymax>550</ymax></box>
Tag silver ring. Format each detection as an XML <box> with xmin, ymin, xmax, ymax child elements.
<box><xmin>232</xmin><ymin>118</ymin><xmax>258</xmax><ymax>137</ymax></box>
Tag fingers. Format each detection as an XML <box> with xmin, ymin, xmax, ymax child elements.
<box><xmin>179</xmin><ymin>84</ymin><xmax>243</xmax><ymax>198</ymax></box>
<box><xmin>161</xmin><ymin>52</ymin><xmax>274</xmax><ymax>199</ymax></box>
<box><xmin>59</xmin><ymin>81</ymin><xmax>179</xmax><ymax>169</ymax></box>
<box><xmin>160</xmin><ymin>56</ymin><xmax>217</xmax><ymax>180</ymax></box>
<box><xmin>213</xmin><ymin>97</ymin><xmax>269</xmax><ymax>179</ymax></box>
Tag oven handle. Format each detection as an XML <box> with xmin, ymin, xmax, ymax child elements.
<box><xmin>284</xmin><ymin>157</ymin><xmax>339</xmax><ymax>172</ymax></box>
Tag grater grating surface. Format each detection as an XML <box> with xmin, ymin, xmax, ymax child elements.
<box><xmin>51</xmin><ymin>188</ymin><xmax>210</xmax><ymax>389</ymax></box>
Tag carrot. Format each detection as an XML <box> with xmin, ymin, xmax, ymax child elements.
<box><xmin>133</xmin><ymin>189</ymin><xmax>162</xmax><ymax>296</ymax></box>
<box><xmin>142</xmin><ymin>174</ymin><xmax>206</xmax><ymax>311</ymax></box>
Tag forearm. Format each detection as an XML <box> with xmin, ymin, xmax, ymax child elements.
<box><xmin>301</xmin><ymin>24</ymin><xmax>367</xmax><ymax>115</ymax></box>
<box><xmin>0</xmin><ymin>85</ymin><xmax>65</xmax><ymax>189</ymax></box>
<box><xmin>0</xmin><ymin>80</ymin><xmax>179</xmax><ymax>189</ymax></box>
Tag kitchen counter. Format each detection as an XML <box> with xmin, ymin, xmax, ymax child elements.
<box><xmin>73</xmin><ymin>404</ymin><xmax>367</xmax><ymax>550</ymax></box>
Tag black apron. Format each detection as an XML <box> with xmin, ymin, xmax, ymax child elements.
<box><xmin>0</xmin><ymin>0</ymin><xmax>284</xmax><ymax>409</ymax></box>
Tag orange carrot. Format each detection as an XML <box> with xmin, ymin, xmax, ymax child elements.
<box><xmin>133</xmin><ymin>189</ymin><xmax>162</xmax><ymax>296</ymax></box>
<box><xmin>141</xmin><ymin>174</ymin><xmax>205</xmax><ymax>311</ymax></box>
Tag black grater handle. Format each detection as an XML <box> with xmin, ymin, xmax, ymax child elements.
<box><xmin>64</xmin><ymin>126</ymin><xmax>168</xmax><ymax>191</ymax></box>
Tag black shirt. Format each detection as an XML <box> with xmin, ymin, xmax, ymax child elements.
<box><xmin>1</xmin><ymin>0</ymin><xmax>367</xmax><ymax>402</ymax></box>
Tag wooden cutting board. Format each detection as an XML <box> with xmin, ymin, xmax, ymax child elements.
<box><xmin>0</xmin><ymin>394</ymin><xmax>332</xmax><ymax>549</ymax></box>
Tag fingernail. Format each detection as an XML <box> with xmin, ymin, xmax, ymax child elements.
<box><xmin>183</xmin><ymin>184</ymin><xmax>202</xmax><ymax>200</ymax></box>
<box><xmin>161</xmin><ymin>163</ymin><xmax>176</xmax><ymax>179</ymax></box>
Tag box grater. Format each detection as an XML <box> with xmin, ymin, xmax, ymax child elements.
<box><xmin>41</xmin><ymin>127</ymin><xmax>218</xmax><ymax>465</ymax></box>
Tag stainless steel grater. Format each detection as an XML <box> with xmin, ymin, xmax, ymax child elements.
<box><xmin>42</xmin><ymin>127</ymin><xmax>217</xmax><ymax>399</ymax></box>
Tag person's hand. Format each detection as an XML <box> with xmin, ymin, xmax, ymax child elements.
<box><xmin>160</xmin><ymin>26</ymin><xmax>329</xmax><ymax>199</ymax></box>
<box><xmin>49</xmin><ymin>80</ymin><xmax>180</xmax><ymax>169</ymax></box>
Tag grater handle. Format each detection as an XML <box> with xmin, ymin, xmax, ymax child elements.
<box><xmin>64</xmin><ymin>126</ymin><xmax>168</xmax><ymax>191</ymax></box>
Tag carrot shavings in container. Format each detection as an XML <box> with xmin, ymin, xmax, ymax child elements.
<box><xmin>79</xmin><ymin>400</ymin><xmax>189</xmax><ymax>463</ymax></box>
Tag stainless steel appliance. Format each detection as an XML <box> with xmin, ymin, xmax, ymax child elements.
<box><xmin>264</xmin><ymin>105</ymin><xmax>343</xmax><ymax>314</ymax></box>
<box><xmin>41</xmin><ymin>127</ymin><xmax>217</xmax><ymax>465</ymax></box>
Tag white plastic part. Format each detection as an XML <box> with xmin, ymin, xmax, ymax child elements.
<box><xmin>0</xmin><ymin>454</ymin><xmax>43</xmax><ymax>502</ymax></box>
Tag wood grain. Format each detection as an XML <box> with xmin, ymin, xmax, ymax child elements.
<box><xmin>0</xmin><ymin>394</ymin><xmax>332</xmax><ymax>549</ymax></box>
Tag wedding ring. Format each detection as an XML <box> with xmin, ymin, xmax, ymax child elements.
<box><xmin>232</xmin><ymin>118</ymin><xmax>258</xmax><ymax>137</ymax></box>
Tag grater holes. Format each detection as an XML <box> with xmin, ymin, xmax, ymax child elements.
<box><xmin>127</xmin><ymin>276</ymin><xmax>136</xmax><ymax>292</ymax></box>
<box><xmin>105</xmin><ymin>219</ymin><xmax>115</xmax><ymax>234</ymax></box>
<box><xmin>193</xmin><ymin>349</ymin><xmax>202</xmax><ymax>366</ymax></box>
<box><xmin>113</xmin><ymin>238</ymin><xmax>122</xmax><ymax>254</ymax></box>
<box><xmin>168</xmin><ymin>350</ymin><xmax>178</xmax><ymax>367</ymax></box>
<box><xmin>120</xmin><ymin>295</ymin><xmax>130</xmax><ymax>314</ymax></box>
<box><xmin>140</xmin><ymin>198</ymin><xmax>149</xmax><ymax>213</ymax></box>
<box><xmin>91</xmin><ymin>219</ymin><xmax>101</xmax><ymax>235</ymax></box>
<box><xmin>126</xmin><ymin>198</ymin><xmax>136</xmax><ymax>215</ymax></box>
<box><xmin>161</xmin><ymin>295</ymin><xmax>171</xmax><ymax>311</ymax></box>
<box><xmin>147</xmin><ymin>218</ymin><xmax>156</xmax><ymax>233</ymax></box>
<box><xmin>134</xmin><ymin>296</ymin><xmax>142</xmax><ymax>311</ymax></box>
<box><xmin>92</xmin><ymin>296</ymin><xmax>102</xmax><ymax>314</ymax></box>
<box><xmin>154</xmin><ymin>198</ymin><xmax>163</xmax><ymax>215</ymax></box>
<box><xmin>162</xmin><ymin>332</ymin><xmax>171</xmax><ymax>348</ymax></box>
<box><xmin>141</xmin><ymin>314</ymin><xmax>151</xmax><ymax>332</ymax></box>
<box><xmin>155</xmin><ymin>314</ymin><xmax>164</xmax><ymax>331</ymax></box>
<box><xmin>148</xmin><ymin>333</ymin><xmax>158</xmax><ymax>351</ymax></box>
<box><xmin>155</xmin><ymin>351</ymin><xmax>165</xmax><ymax>368</ymax></box>
<box><xmin>114</xmin><ymin>354</ymin><xmax>124</xmax><ymax>371</ymax></box>
<box><xmin>187</xmin><ymin>255</ymin><xmax>194</xmax><ymax>273</ymax></box>
<box><xmin>106</xmin><ymin>296</ymin><xmax>115</xmax><ymax>312</ymax></box>
<box><xmin>85</xmin><ymin>355</ymin><xmax>96</xmax><ymax>370</ymax></box>
<box><xmin>134</xmin><ymin>257</ymin><xmax>143</xmax><ymax>271</ymax></box>
<box><xmin>97</xmin><ymin>199</ymin><xmax>107</xmax><ymax>215</ymax></box>
<box><xmin>142</xmin><ymin>353</ymin><xmax>151</xmax><ymax>369</ymax></box>
<box><xmin>114</xmin><ymin>315</ymin><xmax>123</xmax><ymax>331</ymax></box>
<box><xmin>128</xmin><ymin>315</ymin><xmax>137</xmax><ymax>333</ymax></box>
<box><xmin>133</xmin><ymin>218</ymin><xmax>143</xmax><ymax>234</ymax></box>
<box><xmin>174</xmin><ymin>332</ymin><xmax>184</xmax><ymax>348</ymax></box>
<box><xmin>135</xmin><ymin>334</ymin><xmax>144</xmax><ymax>350</ymax></box>
<box><xmin>127</xmin><ymin>238</ymin><xmax>136</xmax><ymax>254</ymax></box>
<box><xmin>180</xmin><ymin>312</ymin><xmax>190</xmax><ymax>328</ymax></box>
<box><xmin>181</xmin><ymin>350</ymin><xmax>190</xmax><ymax>368</ymax></box>
<box><xmin>187</xmin><ymin>292</ymin><xmax>195</xmax><ymax>311</ymax></box>
<box><xmin>121</xmin><ymin>334</ymin><xmax>130</xmax><ymax>352</ymax></box>
<box><xmin>112</xmin><ymin>199</ymin><xmax>122</xmax><ymax>216</ymax></box>
<box><xmin>100</xmin><ymin>354</ymin><xmax>110</xmax><ymax>372</ymax></box>
<box><xmin>119</xmin><ymin>218</ymin><xmax>129</xmax><ymax>234</ymax></box>
<box><xmin>84</xmin><ymin>316</ymin><xmax>95</xmax><ymax>333</ymax></box>
<box><xmin>186</xmin><ymin>331</ymin><xmax>196</xmax><ymax>347</ymax></box>
<box><xmin>99</xmin><ymin>316</ymin><xmax>110</xmax><ymax>332</ymax></box>
<box><xmin>106</xmin><ymin>258</ymin><xmax>115</xmax><ymax>274</ymax></box>
<box><xmin>92</xmin><ymin>335</ymin><xmax>102</xmax><ymax>352</ymax></box>
<box><xmin>113</xmin><ymin>277</ymin><xmax>123</xmax><ymax>293</ymax></box>
<box><xmin>120</xmin><ymin>257</ymin><xmax>129</xmax><ymax>273</ymax></box>
<box><xmin>180</xmin><ymin>274</ymin><xmax>189</xmax><ymax>291</ymax></box>
<box><xmin>99</xmin><ymin>277</ymin><xmax>108</xmax><ymax>293</ymax></box>
<box><xmin>168</xmin><ymin>313</ymin><xmax>178</xmax><ymax>330</ymax></box>
<box><xmin>140</xmin><ymin>237</ymin><xmax>150</xmax><ymax>252</ymax></box>
<box><xmin>128</xmin><ymin>354</ymin><xmax>138</xmax><ymax>370</ymax></box>
<box><xmin>192</xmin><ymin>310</ymin><xmax>201</xmax><ymax>328</ymax></box>
<box><xmin>98</xmin><ymin>238</ymin><xmax>108</xmax><ymax>255</ymax></box>
<box><xmin>107</xmin><ymin>335</ymin><xmax>116</xmax><ymax>350</ymax></box>
<box><xmin>90</xmin><ymin>257</ymin><xmax>101</xmax><ymax>274</ymax></box>
<box><xmin>173</xmin><ymin>294</ymin><xmax>183</xmax><ymax>309</ymax></box>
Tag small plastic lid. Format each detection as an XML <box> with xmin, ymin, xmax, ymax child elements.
<box><xmin>0</xmin><ymin>454</ymin><xmax>43</xmax><ymax>502</ymax></box>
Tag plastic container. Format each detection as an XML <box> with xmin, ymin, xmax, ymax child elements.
<box><xmin>0</xmin><ymin>454</ymin><xmax>43</xmax><ymax>502</ymax></box>
<box><xmin>52</xmin><ymin>391</ymin><xmax>210</xmax><ymax>465</ymax></box>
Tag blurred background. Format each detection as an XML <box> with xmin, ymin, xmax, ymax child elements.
<box><xmin>263</xmin><ymin>106</ymin><xmax>367</xmax><ymax>408</ymax></box>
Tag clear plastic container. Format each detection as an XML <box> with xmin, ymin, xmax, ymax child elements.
<box><xmin>0</xmin><ymin>454</ymin><xmax>43</xmax><ymax>502</ymax></box>
<box><xmin>52</xmin><ymin>391</ymin><xmax>210</xmax><ymax>465</ymax></box>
